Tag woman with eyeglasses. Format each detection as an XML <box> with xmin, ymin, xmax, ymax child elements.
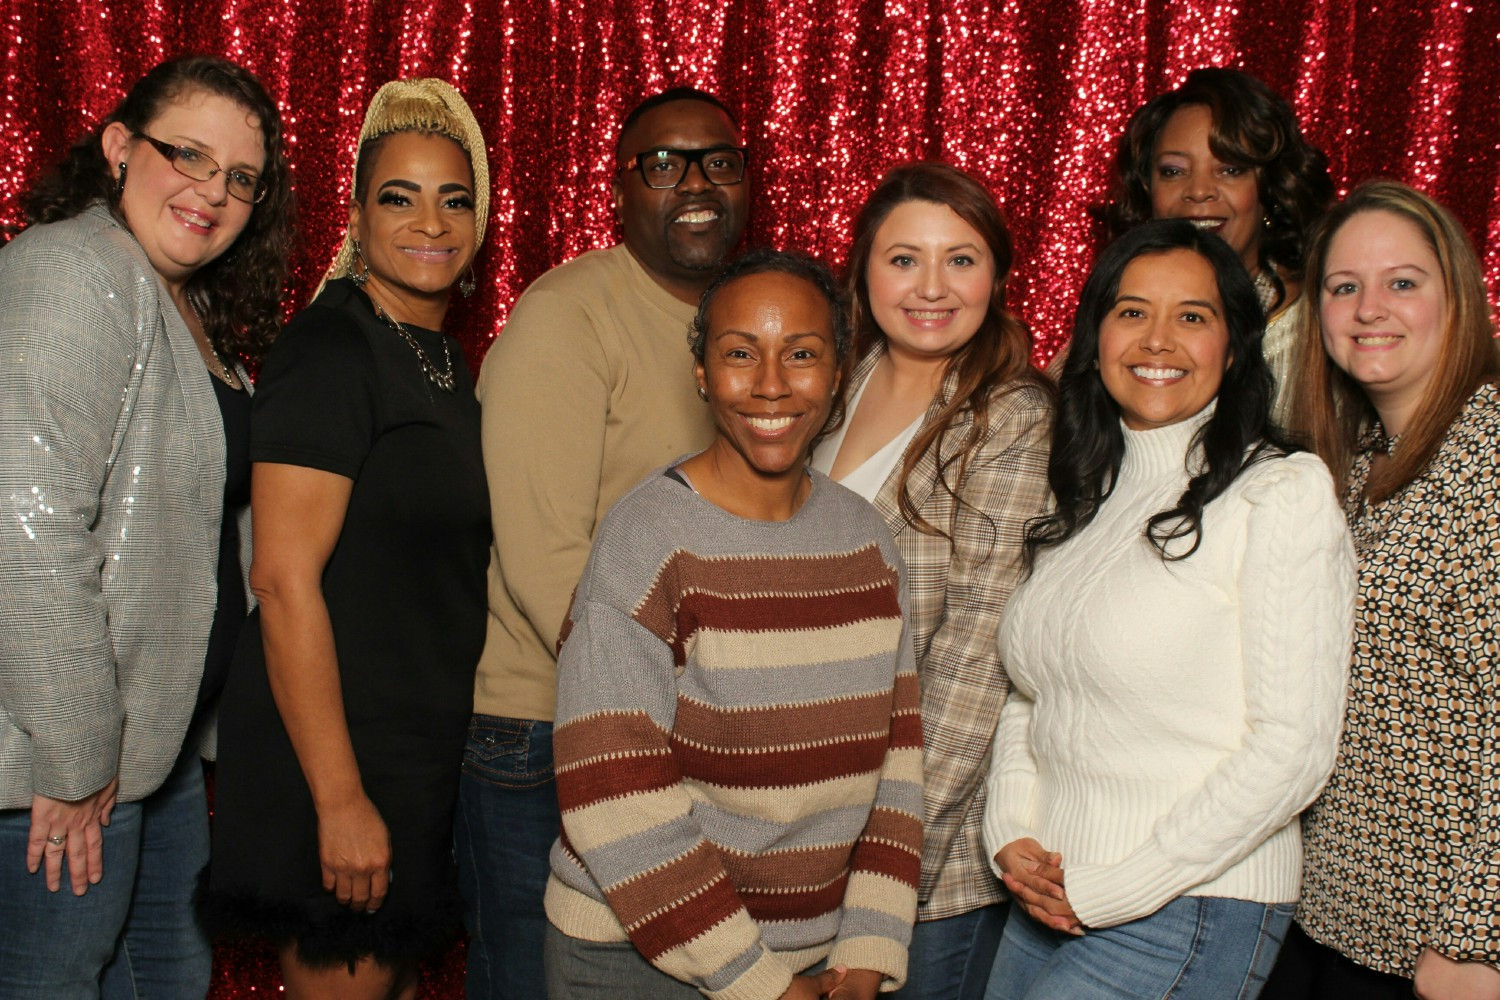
<box><xmin>203</xmin><ymin>79</ymin><xmax>490</xmax><ymax>1000</ymax></box>
<box><xmin>0</xmin><ymin>55</ymin><xmax>293</xmax><ymax>996</ymax></box>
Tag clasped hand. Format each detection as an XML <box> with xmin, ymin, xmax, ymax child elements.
<box><xmin>779</xmin><ymin>965</ymin><xmax>884</xmax><ymax>999</ymax></box>
<box><xmin>996</xmin><ymin>836</ymin><xmax>1084</xmax><ymax>936</ymax></box>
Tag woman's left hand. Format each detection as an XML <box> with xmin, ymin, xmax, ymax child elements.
<box><xmin>1413</xmin><ymin>949</ymin><xmax>1500</xmax><ymax>1000</ymax></box>
<box><xmin>25</xmin><ymin>780</ymin><xmax>118</xmax><ymax>895</ymax></box>
<box><xmin>996</xmin><ymin>837</ymin><xmax>1083</xmax><ymax>935</ymax></box>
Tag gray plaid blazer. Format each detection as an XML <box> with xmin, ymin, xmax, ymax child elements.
<box><xmin>831</xmin><ymin>348</ymin><xmax>1053</xmax><ymax>919</ymax></box>
<box><xmin>0</xmin><ymin>204</ymin><xmax>232</xmax><ymax>808</ymax></box>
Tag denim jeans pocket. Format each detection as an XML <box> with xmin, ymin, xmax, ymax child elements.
<box><xmin>461</xmin><ymin>714</ymin><xmax>555</xmax><ymax>788</ymax></box>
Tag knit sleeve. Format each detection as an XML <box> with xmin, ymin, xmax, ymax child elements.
<box><xmin>552</xmin><ymin>595</ymin><xmax>795</xmax><ymax>1000</ymax></box>
<box><xmin>1063</xmin><ymin>455</ymin><xmax>1355</xmax><ymax>929</ymax></box>
<box><xmin>1428</xmin><ymin>431</ymin><xmax>1500</xmax><ymax>964</ymax></box>
<box><xmin>828</xmin><ymin>613</ymin><xmax>924</xmax><ymax>988</ymax></box>
<box><xmin>981</xmin><ymin>686</ymin><xmax>1042</xmax><ymax>871</ymax></box>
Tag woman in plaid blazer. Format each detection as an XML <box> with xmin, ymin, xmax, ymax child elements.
<box><xmin>812</xmin><ymin>162</ymin><xmax>1054</xmax><ymax>1000</ymax></box>
<box><xmin>0</xmin><ymin>56</ymin><xmax>293</xmax><ymax>996</ymax></box>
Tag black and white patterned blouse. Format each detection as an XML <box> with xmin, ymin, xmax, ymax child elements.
<box><xmin>1297</xmin><ymin>380</ymin><xmax>1499</xmax><ymax>978</ymax></box>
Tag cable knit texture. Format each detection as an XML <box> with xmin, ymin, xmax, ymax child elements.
<box><xmin>545</xmin><ymin>469</ymin><xmax>923</xmax><ymax>1000</ymax></box>
<box><xmin>983</xmin><ymin>406</ymin><xmax>1355</xmax><ymax>930</ymax></box>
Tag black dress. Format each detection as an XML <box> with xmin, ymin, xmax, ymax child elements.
<box><xmin>205</xmin><ymin>279</ymin><xmax>490</xmax><ymax>965</ymax></box>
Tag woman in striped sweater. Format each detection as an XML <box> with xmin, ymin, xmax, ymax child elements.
<box><xmin>542</xmin><ymin>248</ymin><xmax>924</xmax><ymax>1000</ymax></box>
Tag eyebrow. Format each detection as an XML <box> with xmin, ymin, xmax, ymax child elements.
<box><xmin>1325</xmin><ymin>263</ymin><xmax>1432</xmax><ymax>279</ymax></box>
<box><xmin>715</xmin><ymin>329</ymin><xmax>829</xmax><ymax>342</ymax></box>
<box><xmin>377</xmin><ymin>179</ymin><xmax>473</xmax><ymax>194</ymax></box>
<box><xmin>165</xmin><ymin>134</ymin><xmax>263</xmax><ymax>173</ymax></box>
<box><xmin>1113</xmin><ymin>293</ymin><xmax>1220</xmax><ymax>314</ymax></box>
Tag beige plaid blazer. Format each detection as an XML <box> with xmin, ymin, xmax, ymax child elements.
<box><xmin>831</xmin><ymin>348</ymin><xmax>1053</xmax><ymax>919</ymax></box>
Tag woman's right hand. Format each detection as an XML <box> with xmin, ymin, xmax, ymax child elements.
<box><xmin>25</xmin><ymin>778</ymin><xmax>117</xmax><ymax>895</ymax></box>
<box><xmin>997</xmin><ymin>837</ymin><xmax>1083</xmax><ymax>935</ymax></box>
<box><xmin>316</xmin><ymin>791</ymin><xmax>391</xmax><ymax>912</ymax></box>
<box><xmin>779</xmin><ymin>967</ymin><xmax>847</xmax><ymax>998</ymax></box>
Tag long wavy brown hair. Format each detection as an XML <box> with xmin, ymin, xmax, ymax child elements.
<box><xmin>23</xmin><ymin>55</ymin><xmax>295</xmax><ymax>364</ymax></box>
<box><xmin>1289</xmin><ymin>181</ymin><xmax>1500</xmax><ymax>502</ymax></box>
<box><xmin>843</xmin><ymin>161</ymin><xmax>1052</xmax><ymax>539</ymax></box>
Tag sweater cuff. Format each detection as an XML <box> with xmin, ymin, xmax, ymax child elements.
<box><xmin>1063</xmin><ymin>855</ymin><xmax>1175</xmax><ymax>930</ymax></box>
<box><xmin>828</xmin><ymin>936</ymin><xmax>909</xmax><ymax>992</ymax></box>
<box><xmin>703</xmin><ymin>949</ymin><xmax>793</xmax><ymax>1000</ymax></box>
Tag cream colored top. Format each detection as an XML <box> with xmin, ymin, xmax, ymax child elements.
<box><xmin>810</xmin><ymin>376</ymin><xmax>923</xmax><ymax>501</ymax></box>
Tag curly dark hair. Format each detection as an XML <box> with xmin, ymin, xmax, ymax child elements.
<box><xmin>1028</xmin><ymin>219</ymin><xmax>1299</xmax><ymax>563</ymax></box>
<box><xmin>842</xmin><ymin>161</ymin><xmax>1052</xmax><ymax>540</ymax></box>
<box><xmin>1105</xmin><ymin>67</ymin><xmax>1332</xmax><ymax>309</ymax></box>
<box><xmin>688</xmin><ymin>247</ymin><xmax>850</xmax><ymax>364</ymax></box>
<box><xmin>23</xmin><ymin>55</ymin><xmax>295</xmax><ymax>364</ymax></box>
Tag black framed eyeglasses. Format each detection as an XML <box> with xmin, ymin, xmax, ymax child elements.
<box><xmin>620</xmin><ymin>146</ymin><xmax>748</xmax><ymax>189</ymax></box>
<box><xmin>134</xmin><ymin>133</ymin><xmax>267</xmax><ymax>205</ymax></box>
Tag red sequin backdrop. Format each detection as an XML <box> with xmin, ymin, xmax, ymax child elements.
<box><xmin>2</xmin><ymin>1</ymin><xmax>1497</xmax><ymax>996</ymax></box>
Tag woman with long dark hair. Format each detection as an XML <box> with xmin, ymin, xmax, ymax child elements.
<box><xmin>811</xmin><ymin>162</ymin><xmax>1052</xmax><ymax>1000</ymax></box>
<box><xmin>982</xmin><ymin>220</ymin><xmax>1353</xmax><ymax>1000</ymax></box>
<box><xmin>1090</xmin><ymin>67</ymin><xmax>1333</xmax><ymax>423</ymax></box>
<box><xmin>0</xmin><ymin>54</ymin><xmax>293</xmax><ymax>996</ymax></box>
<box><xmin>1266</xmin><ymin>182</ymin><xmax>1500</xmax><ymax>1000</ymax></box>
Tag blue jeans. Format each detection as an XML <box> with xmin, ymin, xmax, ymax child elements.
<box><xmin>0</xmin><ymin>750</ymin><xmax>211</xmax><ymax>1000</ymax></box>
<box><xmin>985</xmin><ymin>897</ymin><xmax>1294</xmax><ymax>1000</ymax></box>
<box><xmin>893</xmin><ymin>904</ymin><xmax>1008</xmax><ymax>1000</ymax></box>
<box><xmin>456</xmin><ymin>715</ymin><xmax>560</xmax><ymax>1000</ymax></box>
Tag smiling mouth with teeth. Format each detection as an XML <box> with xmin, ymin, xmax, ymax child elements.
<box><xmin>675</xmin><ymin>210</ymin><xmax>721</xmax><ymax>224</ymax></box>
<box><xmin>1353</xmin><ymin>335</ymin><xmax>1401</xmax><ymax>346</ymax></box>
<box><xmin>905</xmin><ymin>309</ymin><xmax>954</xmax><ymax>320</ymax></box>
<box><xmin>1130</xmin><ymin>366</ymin><xmax>1188</xmax><ymax>379</ymax></box>
<box><xmin>745</xmin><ymin>415</ymin><xmax>796</xmax><ymax>431</ymax></box>
<box><xmin>1187</xmin><ymin>219</ymin><xmax>1224</xmax><ymax>230</ymax></box>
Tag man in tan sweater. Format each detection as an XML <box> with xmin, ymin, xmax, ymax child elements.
<box><xmin>456</xmin><ymin>87</ymin><xmax>749</xmax><ymax>1000</ymax></box>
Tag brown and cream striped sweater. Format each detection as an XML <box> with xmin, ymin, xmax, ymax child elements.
<box><xmin>544</xmin><ymin>468</ymin><xmax>923</xmax><ymax>1000</ymax></box>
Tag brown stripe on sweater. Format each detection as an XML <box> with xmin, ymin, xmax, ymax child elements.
<box><xmin>627</xmin><ymin>871</ymin><xmax>746</xmax><ymax>961</ymax></box>
<box><xmin>605</xmin><ymin>840</ymin><xmax>730</xmax><ymax>928</ymax></box>
<box><xmin>889</xmin><ymin>699</ymin><xmax>923</xmax><ymax>750</ymax></box>
<box><xmin>674</xmin><ymin>691</ymin><xmax>894</xmax><ymax>750</ymax></box>
<box><xmin>634</xmin><ymin>546</ymin><xmax>898</xmax><ymax>643</ymax></box>
<box><xmin>849</xmin><ymin>838</ymin><xmax>923</xmax><ymax>887</ymax></box>
<box><xmin>740</xmin><ymin>871</ymin><xmax>849</xmax><ymax>922</ymax></box>
<box><xmin>555</xmin><ymin>711</ymin><xmax>673</xmax><ymax>770</ymax></box>
<box><xmin>669</xmin><ymin>730</ymin><xmax>889</xmax><ymax>788</ymax></box>
<box><xmin>675</xmin><ymin>586</ymin><xmax>902</xmax><ymax>638</ymax></box>
<box><xmin>859</xmin><ymin>807</ymin><xmax>924</xmax><ymax>854</ymax></box>
<box><xmin>721</xmin><ymin>842</ymin><xmax>854</xmax><ymax>889</ymax></box>
<box><xmin>556</xmin><ymin>748</ymin><xmax>680</xmax><ymax>813</ymax></box>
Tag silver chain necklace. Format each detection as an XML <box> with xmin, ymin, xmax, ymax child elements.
<box><xmin>372</xmin><ymin>302</ymin><xmax>455</xmax><ymax>392</ymax></box>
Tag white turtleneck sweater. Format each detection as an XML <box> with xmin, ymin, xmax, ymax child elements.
<box><xmin>982</xmin><ymin>407</ymin><xmax>1355</xmax><ymax>930</ymax></box>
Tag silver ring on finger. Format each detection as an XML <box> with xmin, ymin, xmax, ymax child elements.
<box><xmin>46</xmin><ymin>834</ymin><xmax>66</xmax><ymax>846</ymax></box>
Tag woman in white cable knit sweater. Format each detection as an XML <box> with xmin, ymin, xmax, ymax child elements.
<box><xmin>979</xmin><ymin>220</ymin><xmax>1355</xmax><ymax>1000</ymax></box>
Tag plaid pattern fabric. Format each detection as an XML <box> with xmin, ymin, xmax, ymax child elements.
<box><xmin>0</xmin><ymin>205</ymin><xmax>226</xmax><ymax>807</ymax></box>
<box><xmin>831</xmin><ymin>350</ymin><xmax>1053</xmax><ymax>920</ymax></box>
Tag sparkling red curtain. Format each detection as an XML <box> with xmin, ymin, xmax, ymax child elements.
<box><xmin>2</xmin><ymin>1</ymin><xmax>1497</xmax><ymax>995</ymax></box>
<box><xmin>2</xmin><ymin>0</ymin><xmax>1497</xmax><ymax>374</ymax></box>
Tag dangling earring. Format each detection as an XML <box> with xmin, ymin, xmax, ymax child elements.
<box><xmin>116</xmin><ymin>162</ymin><xmax>127</xmax><ymax>196</ymax></box>
<box><xmin>458</xmin><ymin>268</ymin><xmax>476</xmax><ymax>298</ymax></box>
<box><xmin>348</xmin><ymin>238</ymin><xmax>370</xmax><ymax>288</ymax></box>
<box><xmin>696</xmin><ymin>385</ymin><xmax>709</xmax><ymax>401</ymax></box>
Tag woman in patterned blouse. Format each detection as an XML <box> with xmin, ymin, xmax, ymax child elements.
<box><xmin>1269</xmin><ymin>181</ymin><xmax>1500</xmax><ymax>1000</ymax></box>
